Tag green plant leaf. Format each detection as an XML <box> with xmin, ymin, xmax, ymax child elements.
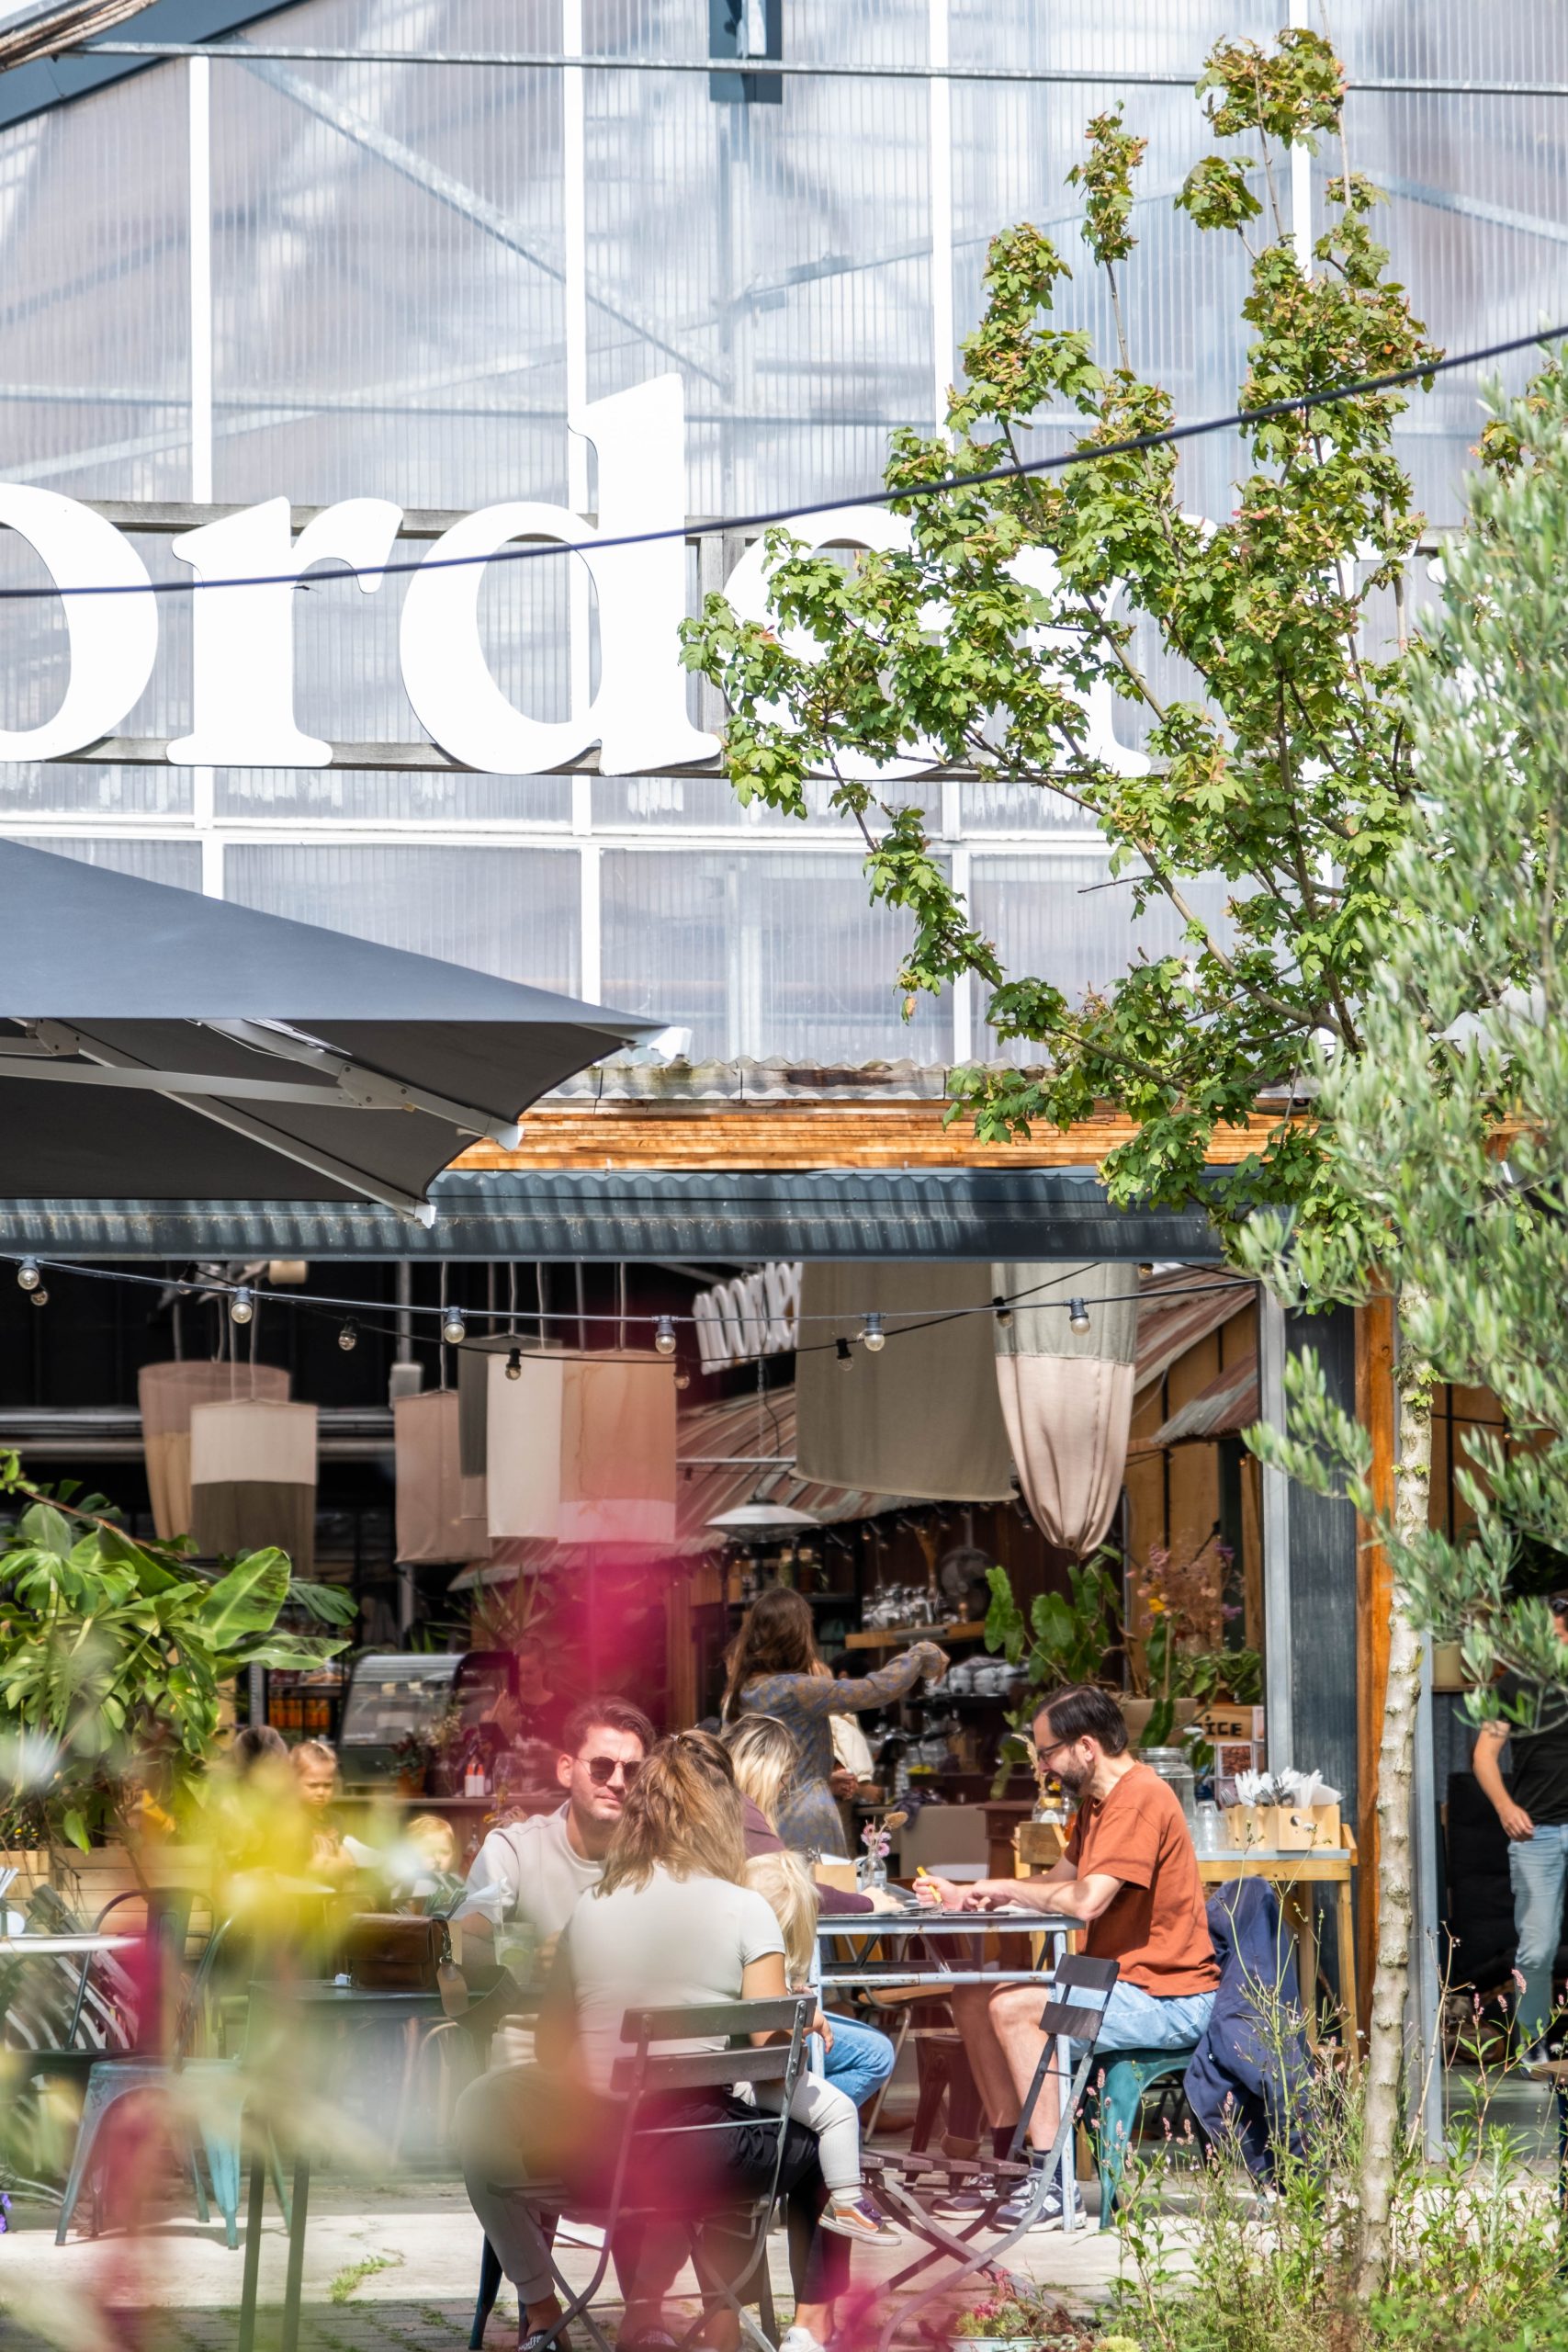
<box><xmin>196</xmin><ymin>1548</ymin><xmax>290</xmax><ymax>1644</ymax></box>
<box><xmin>61</xmin><ymin>1806</ymin><xmax>89</xmax><ymax>1852</ymax></box>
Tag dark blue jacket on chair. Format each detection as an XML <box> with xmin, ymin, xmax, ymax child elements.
<box><xmin>1183</xmin><ymin>1876</ymin><xmax>1313</xmax><ymax>2179</ymax></box>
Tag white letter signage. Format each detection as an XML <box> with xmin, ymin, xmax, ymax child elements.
<box><xmin>0</xmin><ymin>487</ymin><xmax>158</xmax><ymax>760</ymax></box>
<box><xmin>399</xmin><ymin>374</ymin><xmax>716</xmax><ymax>777</ymax></box>
<box><xmin>169</xmin><ymin>496</ymin><xmax>403</xmax><ymax>766</ymax></box>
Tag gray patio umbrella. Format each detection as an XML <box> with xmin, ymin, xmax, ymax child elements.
<box><xmin>0</xmin><ymin>842</ymin><xmax>658</xmax><ymax>1219</ymax></box>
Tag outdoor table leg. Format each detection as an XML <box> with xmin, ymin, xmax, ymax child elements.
<box><xmin>279</xmin><ymin>2152</ymin><xmax>311</xmax><ymax>2352</ymax></box>
<box><xmin>1335</xmin><ymin>1877</ymin><xmax>1359</xmax><ymax>2059</ymax></box>
<box><xmin>237</xmin><ymin>2144</ymin><xmax>266</xmax><ymax>2352</ymax></box>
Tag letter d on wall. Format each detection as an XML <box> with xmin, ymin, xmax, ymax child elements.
<box><xmin>0</xmin><ymin>489</ymin><xmax>158</xmax><ymax>757</ymax></box>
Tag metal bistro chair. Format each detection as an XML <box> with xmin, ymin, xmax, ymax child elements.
<box><xmin>53</xmin><ymin>1918</ymin><xmax>254</xmax><ymax>2247</ymax></box>
<box><xmin>867</xmin><ymin>1954</ymin><xmax>1122</xmax><ymax>2352</ymax></box>
<box><xmin>474</xmin><ymin>1993</ymin><xmax>812</xmax><ymax>2352</ymax></box>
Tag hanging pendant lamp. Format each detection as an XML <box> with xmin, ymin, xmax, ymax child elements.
<box><xmin>486</xmin><ymin>1349</ymin><xmax>677</xmax><ymax>1545</ymax></box>
<box><xmin>139</xmin><ymin>1360</ymin><xmax>288</xmax><ymax>1542</ymax></box>
<box><xmin>190</xmin><ymin>1397</ymin><xmax>319</xmax><ymax>1574</ymax></box>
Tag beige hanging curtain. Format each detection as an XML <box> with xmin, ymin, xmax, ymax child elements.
<box><xmin>795</xmin><ymin>1262</ymin><xmax>1014</xmax><ymax>1502</ymax></box>
<box><xmin>486</xmin><ymin>1351</ymin><xmax>677</xmax><ymax>1545</ymax></box>
<box><xmin>394</xmin><ymin>1388</ymin><xmax>491</xmax><ymax>1565</ymax></box>
<box><xmin>992</xmin><ymin>1261</ymin><xmax>1138</xmax><ymax>1555</ymax></box>
<box><xmin>190</xmin><ymin>1398</ymin><xmax>318</xmax><ymax>1574</ymax></box>
<box><xmin>139</xmin><ymin>1361</ymin><xmax>288</xmax><ymax>1541</ymax></box>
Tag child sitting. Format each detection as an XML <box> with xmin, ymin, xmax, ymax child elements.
<box><xmin>744</xmin><ymin>1849</ymin><xmax>901</xmax><ymax>2245</ymax></box>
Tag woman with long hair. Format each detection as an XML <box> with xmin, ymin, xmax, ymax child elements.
<box><xmin>459</xmin><ymin>1732</ymin><xmax>854</xmax><ymax>2352</ymax></box>
<box><xmin>724</xmin><ymin>1585</ymin><xmax>948</xmax><ymax>1854</ymax></box>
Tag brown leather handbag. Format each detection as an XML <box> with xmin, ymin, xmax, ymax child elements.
<box><xmin>342</xmin><ymin>1912</ymin><xmax>449</xmax><ymax>1991</ymax></box>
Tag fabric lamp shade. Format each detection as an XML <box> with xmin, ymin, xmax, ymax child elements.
<box><xmin>485</xmin><ymin>1351</ymin><xmax>677</xmax><ymax>1545</ymax></box>
<box><xmin>992</xmin><ymin>1261</ymin><xmax>1138</xmax><ymax>1556</ymax></box>
<box><xmin>795</xmin><ymin>1261</ymin><xmax>1014</xmax><ymax>1501</ymax></box>
<box><xmin>139</xmin><ymin>1360</ymin><xmax>289</xmax><ymax>1541</ymax></box>
<box><xmin>394</xmin><ymin>1389</ymin><xmax>491</xmax><ymax>1565</ymax></box>
<box><xmin>190</xmin><ymin>1398</ymin><xmax>318</xmax><ymax>1574</ymax></box>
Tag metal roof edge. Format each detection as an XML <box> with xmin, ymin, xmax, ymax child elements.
<box><xmin>0</xmin><ymin>0</ymin><xmax>294</xmax><ymax>132</ymax></box>
<box><xmin>0</xmin><ymin>1166</ymin><xmax>1227</xmax><ymax>1260</ymax></box>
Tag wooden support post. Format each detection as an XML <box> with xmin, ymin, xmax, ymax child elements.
<box><xmin>1355</xmin><ymin>1287</ymin><xmax>1397</xmax><ymax>2035</ymax></box>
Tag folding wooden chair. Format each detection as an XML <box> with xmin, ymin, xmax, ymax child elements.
<box><xmin>486</xmin><ymin>1993</ymin><xmax>812</xmax><ymax>2352</ymax></box>
<box><xmin>867</xmin><ymin>1954</ymin><xmax>1122</xmax><ymax>2352</ymax></box>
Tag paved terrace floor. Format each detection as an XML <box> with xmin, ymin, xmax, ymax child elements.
<box><xmin>0</xmin><ymin>2169</ymin><xmax>1139</xmax><ymax>2351</ymax></box>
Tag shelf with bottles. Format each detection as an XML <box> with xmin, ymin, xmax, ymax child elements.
<box><xmin>265</xmin><ymin>1664</ymin><xmax>345</xmax><ymax>1741</ymax></box>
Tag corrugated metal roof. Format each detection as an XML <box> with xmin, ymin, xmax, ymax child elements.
<box><xmin>0</xmin><ymin>1169</ymin><xmax>1228</xmax><ymax>1261</ymax></box>
<box><xmin>1134</xmin><ymin>1269</ymin><xmax>1255</xmax><ymax>1395</ymax></box>
<box><xmin>1141</xmin><ymin>1349</ymin><xmax>1259</xmax><ymax>1449</ymax></box>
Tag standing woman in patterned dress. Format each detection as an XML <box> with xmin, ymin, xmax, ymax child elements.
<box><xmin>723</xmin><ymin>1586</ymin><xmax>949</xmax><ymax>1854</ymax></box>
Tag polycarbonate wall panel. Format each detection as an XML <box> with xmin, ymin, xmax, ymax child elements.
<box><xmin>600</xmin><ymin>848</ymin><xmax>950</xmax><ymax>1062</ymax></box>
<box><xmin>969</xmin><ymin>852</ymin><xmax>1236</xmax><ymax>1050</ymax></box>
<box><xmin>209</xmin><ymin>9</ymin><xmax>568</xmax><ymax>510</ymax></box>
<box><xmin>0</xmin><ymin>65</ymin><xmax>190</xmax><ymax>498</ymax></box>
<box><xmin>0</xmin><ymin>0</ymin><xmax>1560</xmax><ymax>1060</ymax></box>
<box><xmin>223</xmin><ymin>842</ymin><xmax>581</xmax><ymax>996</ymax></box>
<box><xmin>16</xmin><ymin>835</ymin><xmax>203</xmax><ymax>888</ymax></box>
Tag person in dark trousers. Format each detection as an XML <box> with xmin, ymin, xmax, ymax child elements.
<box><xmin>1473</xmin><ymin>1595</ymin><xmax>1568</xmax><ymax>2054</ymax></box>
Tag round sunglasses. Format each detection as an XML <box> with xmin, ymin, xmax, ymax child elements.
<box><xmin>581</xmin><ymin>1753</ymin><xmax>642</xmax><ymax>1788</ymax></box>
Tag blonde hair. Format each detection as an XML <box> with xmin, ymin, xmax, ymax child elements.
<box><xmin>597</xmin><ymin>1731</ymin><xmax>746</xmax><ymax>1896</ymax></box>
<box><xmin>406</xmin><ymin>1813</ymin><xmax>458</xmax><ymax>1871</ymax></box>
<box><xmin>722</xmin><ymin>1713</ymin><xmax>797</xmax><ymax>1830</ymax></box>
<box><xmin>745</xmin><ymin>1850</ymin><xmax>820</xmax><ymax>1983</ymax></box>
<box><xmin>292</xmin><ymin>1739</ymin><xmax>335</xmax><ymax>1772</ymax></box>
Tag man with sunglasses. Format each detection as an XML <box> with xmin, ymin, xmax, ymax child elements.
<box><xmin>457</xmin><ymin>1697</ymin><xmax>655</xmax><ymax>2054</ymax></box>
<box><xmin>916</xmin><ymin>1682</ymin><xmax>1217</xmax><ymax>2227</ymax></box>
<box><xmin>1473</xmin><ymin>1593</ymin><xmax>1568</xmax><ymax>2059</ymax></box>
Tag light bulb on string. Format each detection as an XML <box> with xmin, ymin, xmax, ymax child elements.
<box><xmin>505</xmin><ymin>1347</ymin><xmax>524</xmax><ymax>1381</ymax></box>
<box><xmin>230</xmin><ymin>1286</ymin><xmax>254</xmax><ymax>1326</ymax></box>
<box><xmin>835</xmin><ymin>1336</ymin><xmax>852</xmax><ymax>1367</ymax></box>
<box><xmin>337</xmin><ymin>1320</ymin><xmax>358</xmax><ymax>1353</ymax></box>
<box><xmin>860</xmin><ymin>1311</ymin><xmax>886</xmax><ymax>1353</ymax></box>
<box><xmin>442</xmin><ymin>1308</ymin><xmax>467</xmax><ymax>1346</ymax></box>
<box><xmin>992</xmin><ymin>1295</ymin><xmax>1012</xmax><ymax>1329</ymax></box>
<box><xmin>29</xmin><ymin>1286</ymin><xmax>47</xmax><ymax>1308</ymax></box>
<box><xmin>654</xmin><ymin>1316</ymin><xmax>677</xmax><ymax>1356</ymax></box>
<box><xmin>1067</xmin><ymin>1297</ymin><xmax>1091</xmax><ymax>1335</ymax></box>
<box><xmin>16</xmin><ymin>1259</ymin><xmax>40</xmax><ymax>1292</ymax></box>
<box><xmin>674</xmin><ymin>1370</ymin><xmax>691</xmax><ymax>1391</ymax></box>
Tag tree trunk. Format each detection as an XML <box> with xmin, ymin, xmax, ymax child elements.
<box><xmin>1354</xmin><ymin>1335</ymin><xmax>1433</xmax><ymax>2304</ymax></box>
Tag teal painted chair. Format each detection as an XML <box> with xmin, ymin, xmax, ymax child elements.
<box><xmin>1088</xmin><ymin>2047</ymin><xmax>1199</xmax><ymax>2228</ymax></box>
<box><xmin>51</xmin><ymin>1917</ymin><xmax>290</xmax><ymax>2248</ymax></box>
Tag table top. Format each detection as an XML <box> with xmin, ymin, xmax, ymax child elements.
<box><xmin>816</xmin><ymin>1905</ymin><xmax>1075</xmax><ymax>1935</ymax></box>
<box><xmin>0</xmin><ymin>1933</ymin><xmax>141</xmax><ymax>1956</ymax></box>
<box><xmin>245</xmin><ymin>1979</ymin><xmax>447</xmax><ymax>2012</ymax></box>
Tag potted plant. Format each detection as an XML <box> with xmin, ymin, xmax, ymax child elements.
<box><xmin>949</xmin><ymin>2288</ymin><xmax>1132</xmax><ymax>2349</ymax></box>
<box><xmin>0</xmin><ymin>1456</ymin><xmax>354</xmax><ymax>1888</ymax></box>
<box><xmin>981</xmin><ymin>1547</ymin><xmax>1261</xmax><ymax>1770</ymax></box>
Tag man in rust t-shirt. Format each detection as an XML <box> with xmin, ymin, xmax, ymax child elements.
<box><xmin>917</xmin><ymin>1682</ymin><xmax>1217</xmax><ymax>2226</ymax></box>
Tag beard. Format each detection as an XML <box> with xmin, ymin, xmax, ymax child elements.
<box><xmin>1054</xmin><ymin>1756</ymin><xmax>1090</xmax><ymax>1796</ymax></box>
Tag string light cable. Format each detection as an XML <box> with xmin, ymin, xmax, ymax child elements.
<box><xmin>0</xmin><ymin>1249</ymin><xmax>1255</xmax><ymax>1353</ymax></box>
<box><xmin>0</xmin><ymin>323</ymin><xmax>1560</xmax><ymax>603</ymax></box>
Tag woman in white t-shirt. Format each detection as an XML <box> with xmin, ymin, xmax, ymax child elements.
<box><xmin>457</xmin><ymin>1733</ymin><xmax>851</xmax><ymax>2352</ymax></box>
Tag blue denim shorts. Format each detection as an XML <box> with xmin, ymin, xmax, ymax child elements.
<box><xmin>1070</xmin><ymin>1978</ymin><xmax>1215</xmax><ymax>2059</ymax></box>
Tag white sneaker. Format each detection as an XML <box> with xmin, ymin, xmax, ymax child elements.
<box><xmin>779</xmin><ymin>2328</ymin><xmax>827</xmax><ymax>2352</ymax></box>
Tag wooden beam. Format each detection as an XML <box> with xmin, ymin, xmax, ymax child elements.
<box><xmin>1355</xmin><ymin>1285</ymin><xmax>1397</xmax><ymax>2036</ymax></box>
<box><xmin>457</xmin><ymin>1100</ymin><xmax>1297</xmax><ymax>1175</ymax></box>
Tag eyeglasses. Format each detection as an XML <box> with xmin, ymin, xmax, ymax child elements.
<box><xmin>582</xmin><ymin>1754</ymin><xmax>641</xmax><ymax>1788</ymax></box>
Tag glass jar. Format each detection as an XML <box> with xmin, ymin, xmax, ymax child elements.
<box><xmin>1141</xmin><ymin>1746</ymin><xmax>1198</xmax><ymax>1826</ymax></box>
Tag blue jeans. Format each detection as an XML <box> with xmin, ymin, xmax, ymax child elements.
<box><xmin>822</xmin><ymin>2011</ymin><xmax>896</xmax><ymax>2107</ymax></box>
<box><xmin>1509</xmin><ymin>1824</ymin><xmax>1568</xmax><ymax>2048</ymax></box>
<box><xmin>1072</xmin><ymin>1979</ymin><xmax>1216</xmax><ymax>2060</ymax></box>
